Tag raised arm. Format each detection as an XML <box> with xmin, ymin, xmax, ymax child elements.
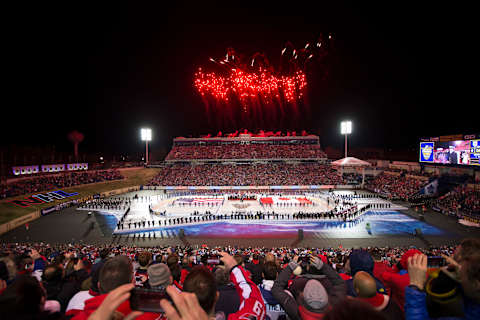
<box><xmin>220</xmin><ymin>252</ymin><xmax>266</xmax><ymax>320</ymax></box>
<box><xmin>310</xmin><ymin>256</ymin><xmax>346</xmax><ymax>304</ymax></box>
<box><xmin>271</xmin><ymin>258</ymin><xmax>301</xmax><ymax>320</ymax></box>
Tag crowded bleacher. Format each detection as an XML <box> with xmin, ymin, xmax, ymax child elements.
<box><xmin>147</xmin><ymin>163</ymin><xmax>346</xmax><ymax>186</ymax></box>
<box><xmin>166</xmin><ymin>144</ymin><xmax>327</xmax><ymax>160</ymax></box>
<box><xmin>166</xmin><ymin>130</ymin><xmax>327</xmax><ymax>161</ymax></box>
<box><xmin>1</xmin><ymin>240</ymin><xmax>479</xmax><ymax>319</ymax></box>
<box><xmin>430</xmin><ymin>184</ymin><xmax>480</xmax><ymax>222</ymax></box>
<box><xmin>365</xmin><ymin>172</ymin><xmax>430</xmax><ymax>201</ymax></box>
<box><xmin>0</xmin><ymin>170</ymin><xmax>124</xmax><ymax>199</ymax></box>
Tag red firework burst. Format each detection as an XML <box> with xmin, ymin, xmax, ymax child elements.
<box><xmin>194</xmin><ymin>68</ymin><xmax>307</xmax><ymax>103</ymax></box>
<box><xmin>194</xmin><ymin>34</ymin><xmax>333</xmax><ymax>128</ymax></box>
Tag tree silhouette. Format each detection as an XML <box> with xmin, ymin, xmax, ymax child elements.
<box><xmin>68</xmin><ymin>130</ymin><xmax>84</xmax><ymax>161</ymax></box>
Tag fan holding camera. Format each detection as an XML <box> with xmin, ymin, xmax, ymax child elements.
<box><xmin>271</xmin><ymin>254</ymin><xmax>347</xmax><ymax>320</ymax></box>
<box><xmin>405</xmin><ymin>239</ymin><xmax>480</xmax><ymax>319</ymax></box>
<box><xmin>71</xmin><ymin>256</ymin><xmax>166</xmax><ymax>320</ymax></box>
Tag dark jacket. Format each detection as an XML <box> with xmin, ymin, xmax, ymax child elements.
<box><xmin>245</xmin><ymin>261</ymin><xmax>264</xmax><ymax>285</ymax></box>
<box><xmin>272</xmin><ymin>261</ymin><xmax>346</xmax><ymax>320</ymax></box>
<box><xmin>346</xmin><ymin>250</ymin><xmax>387</xmax><ymax>297</ymax></box>
<box><xmin>215</xmin><ymin>283</ymin><xmax>241</xmax><ymax>318</ymax></box>
<box><xmin>56</xmin><ymin>269</ymin><xmax>90</xmax><ymax>312</ymax></box>
<box><xmin>405</xmin><ymin>286</ymin><xmax>480</xmax><ymax>320</ymax></box>
<box><xmin>380</xmin><ymin>295</ymin><xmax>404</xmax><ymax>320</ymax></box>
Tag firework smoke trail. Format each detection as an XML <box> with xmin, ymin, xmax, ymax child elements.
<box><xmin>194</xmin><ymin>33</ymin><xmax>334</xmax><ymax>130</ymax></box>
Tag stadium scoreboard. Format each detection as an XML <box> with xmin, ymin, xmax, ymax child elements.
<box><xmin>419</xmin><ymin>134</ymin><xmax>479</xmax><ymax>166</ymax></box>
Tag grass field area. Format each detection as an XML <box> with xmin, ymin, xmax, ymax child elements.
<box><xmin>0</xmin><ymin>167</ymin><xmax>160</xmax><ymax>225</ymax></box>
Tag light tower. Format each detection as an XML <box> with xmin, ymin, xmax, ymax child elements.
<box><xmin>140</xmin><ymin>128</ymin><xmax>152</xmax><ymax>166</ymax></box>
<box><xmin>340</xmin><ymin>121</ymin><xmax>352</xmax><ymax>158</ymax></box>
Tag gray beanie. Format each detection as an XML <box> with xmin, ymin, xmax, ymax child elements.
<box><xmin>147</xmin><ymin>263</ymin><xmax>171</xmax><ymax>287</ymax></box>
<box><xmin>303</xmin><ymin>279</ymin><xmax>328</xmax><ymax>310</ymax></box>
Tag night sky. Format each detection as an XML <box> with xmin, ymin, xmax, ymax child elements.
<box><xmin>3</xmin><ymin>3</ymin><xmax>476</xmax><ymax>156</ymax></box>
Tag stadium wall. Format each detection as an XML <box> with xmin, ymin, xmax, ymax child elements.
<box><xmin>0</xmin><ymin>210</ymin><xmax>41</xmax><ymax>235</ymax></box>
<box><xmin>0</xmin><ymin>183</ymin><xmax>143</xmax><ymax>235</ymax></box>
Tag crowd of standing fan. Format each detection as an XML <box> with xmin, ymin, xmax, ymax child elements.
<box><xmin>1</xmin><ymin>240</ymin><xmax>479</xmax><ymax>319</ymax></box>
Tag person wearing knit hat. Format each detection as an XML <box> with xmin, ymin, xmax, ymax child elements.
<box><xmin>380</xmin><ymin>248</ymin><xmax>423</xmax><ymax>312</ymax></box>
<box><xmin>146</xmin><ymin>263</ymin><xmax>172</xmax><ymax>288</ymax></box>
<box><xmin>272</xmin><ymin>255</ymin><xmax>346</xmax><ymax>319</ymax></box>
<box><xmin>400</xmin><ymin>249</ymin><xmax>422</xmax><ymax>271</ymax></box>
<box><xmin>303</xmin><ymin>279</ymin><xmax>329</xmax><ymax>310</ymax></box>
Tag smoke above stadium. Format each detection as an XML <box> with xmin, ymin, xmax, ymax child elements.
<box><xmin>193</xmin><ymin>33</ymin><xmax>335</xmax><ymax>129</ymax></box>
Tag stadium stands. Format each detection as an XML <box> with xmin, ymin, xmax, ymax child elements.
<box><xmin>430</xmin><ymin>184</ymin><xmax>480</xmax><ymax>222</ymax></box>
<box><xmin>166</xmin><ymin>132</ymin><xmax>327</xmax><ymax>162</ymax></box>
<box><xmin>365</xmin><ymin>171</ymin><xmax>429</xmax><ymax>201</ymax></box>
<box><xmin>0</xmin><ymin>169</ymin><xmax>124</xmax><ymax>199</ymax></box>
<box><xmin>166</xmin><ymin>144</ymin><xmax>327</xmax><ymax>160</ymax></box>
<box><xmin>1</xmin><ymin>134</ymin><xmax>479</xmax><ymax>319</ymax></box>
<box><xmin>147</xmin><ymin>163</ymin><xmax>345</xmax><ymax>186</ymax></box>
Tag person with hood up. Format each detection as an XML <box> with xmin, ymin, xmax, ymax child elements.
<box><xmin>345</xmin><ymin>249</ymin><xmax>387</xmax><ymax>298</ymax></box>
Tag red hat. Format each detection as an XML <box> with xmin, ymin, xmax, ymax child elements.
<box><xmin>318</xmin><ymin>254</ymin><xmax>327</xmax><ymax>264</ymax></box>
<box><xmin>400</xmin><ymin>249</ymin><xmax>422</xmax><ymax>270</ymax></box>
<box><xmin>358</xmin><ymin>293</ymin><xmax>389</xmax><ymax>310</ymax></box>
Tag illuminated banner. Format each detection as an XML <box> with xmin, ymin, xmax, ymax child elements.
<box><xmin>12</xmin><ymin>163</ymin><xmax>89</xmax><ymax>175</ymax></box>
<box><xmin>12</xmin><ymin>165</ymin><xmax>39</xmax><ymax>176</ymax></box>
<box><xmin>471</xmin><ymin>140</ymin><xmax>480</xmax><ymax>165</ymax></box>
<box><xmin>419</xmin><ymin>138</ymin><xmax>479</xmax><ymax>166</ymax></box>
<box><xmin>160</xmin><ymin>185</ymin><xmax>336</xmax><ymax>190</ymax></box>
<box><xmin>9</xmin><ymin>190</ymin><xmax>79</xmax><ymax>207</ymax></box>
<box><xmin>41</xmin><ymin>164</ymin><xmax>65</xmax><ymax>173</ymax></box>
<box><xmin>440</xmin><ymin>134</ymin><xmax>463</xmax><ymax>142</ymax></box>
<box><xmin>67</xmin><ymin>163</ymin><xmax>88</xmax><ymax>171</ymax></box>
<box><xmin>419</xmin><ymin>142</ymin><xmax>434</xmax><ymax>163</ymax></box>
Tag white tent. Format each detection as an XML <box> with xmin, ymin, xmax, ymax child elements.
<box><xmin>330</xmin><ymin>157</ymin><xmax>372</xmax><ymax>167</ymax></box>
<box><xmin>330</xmin><ymin>157</ymin><xmax>372</xmax><ymax>186</ymax></box>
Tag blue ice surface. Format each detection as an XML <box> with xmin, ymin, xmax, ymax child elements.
<box><xmin>97</xmin><ymin>213</ymin><xmax>119</xmax><ymax>229</ymax></box>
<box><xmin>100</xmin><ymin>211</ymin><xmax>446</xmax><ymax>238</ymax></box>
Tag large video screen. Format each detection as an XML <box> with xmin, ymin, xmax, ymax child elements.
<box><xmin>420</xmin><ymin>139</ymin><xmax>479</xmax><ymax>166</ymax></box>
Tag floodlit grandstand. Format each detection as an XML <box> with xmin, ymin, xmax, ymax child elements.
<box><xmin>166</xmin><ymin>133</ymin><xmax>327</xmax><ymax>161</ymax></box>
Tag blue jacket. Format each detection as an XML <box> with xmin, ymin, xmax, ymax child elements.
<box><xmin>405</xmin><ymin>286</ymin><xmax>480</xmax><ymax>320</ymax></box>
<box><xmin>259</xmin><ymin>280</ymin><xmax>279</xmax><ymax>305</ymax></box>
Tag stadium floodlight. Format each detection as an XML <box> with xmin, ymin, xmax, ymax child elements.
<box><xmin>340</xmin><ymin>121</ymin><xmax>352</xmax><ymax>158</ymax></box>
<box><xmin>140</xmin><ymin>128</ymin><xmax>152</xmax><ymax>166</ymax></box>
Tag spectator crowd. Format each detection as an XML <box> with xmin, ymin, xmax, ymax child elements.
<box><xmin>430</xmin><ymin>185</ymin><xmax>480</xmax><ymax>222</ymax></box>
<box><xmin>1</xmin><ymin>239</ymin><xmax>479</xmax><ymax>319</ymax></box>
<box><xmin>365</xmin><ymin>172</ymin><xmax>429</xmax><ymax>201</ymax></box>
<box><xmin>166</xmin><ymin>144</ymin><xmax>327</xmax><ymax>161</ymax></box>
<box><xmin>0</xmin><ymin>170</ymin><xmax>124</xmax><ymax>199</ymax></box>
<box><xmin>147</xmin><ymin>163</ymin><xmax>346</xmax><ymax>187</ymax></box>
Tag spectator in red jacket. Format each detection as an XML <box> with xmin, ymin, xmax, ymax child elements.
<box><xmin>379</xmin><ymin>248</ymin><xmax>422</xmax><ymax>311</ymax></box>
<box><xmin>179</xmin><ymin>252</ymin><xmax>266</xmax><ymax>320</ymax></box>
<box><xmin>71</xmin><ymin>255</ymin><xmax>159</xmax><ymax>320</ymax></box>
